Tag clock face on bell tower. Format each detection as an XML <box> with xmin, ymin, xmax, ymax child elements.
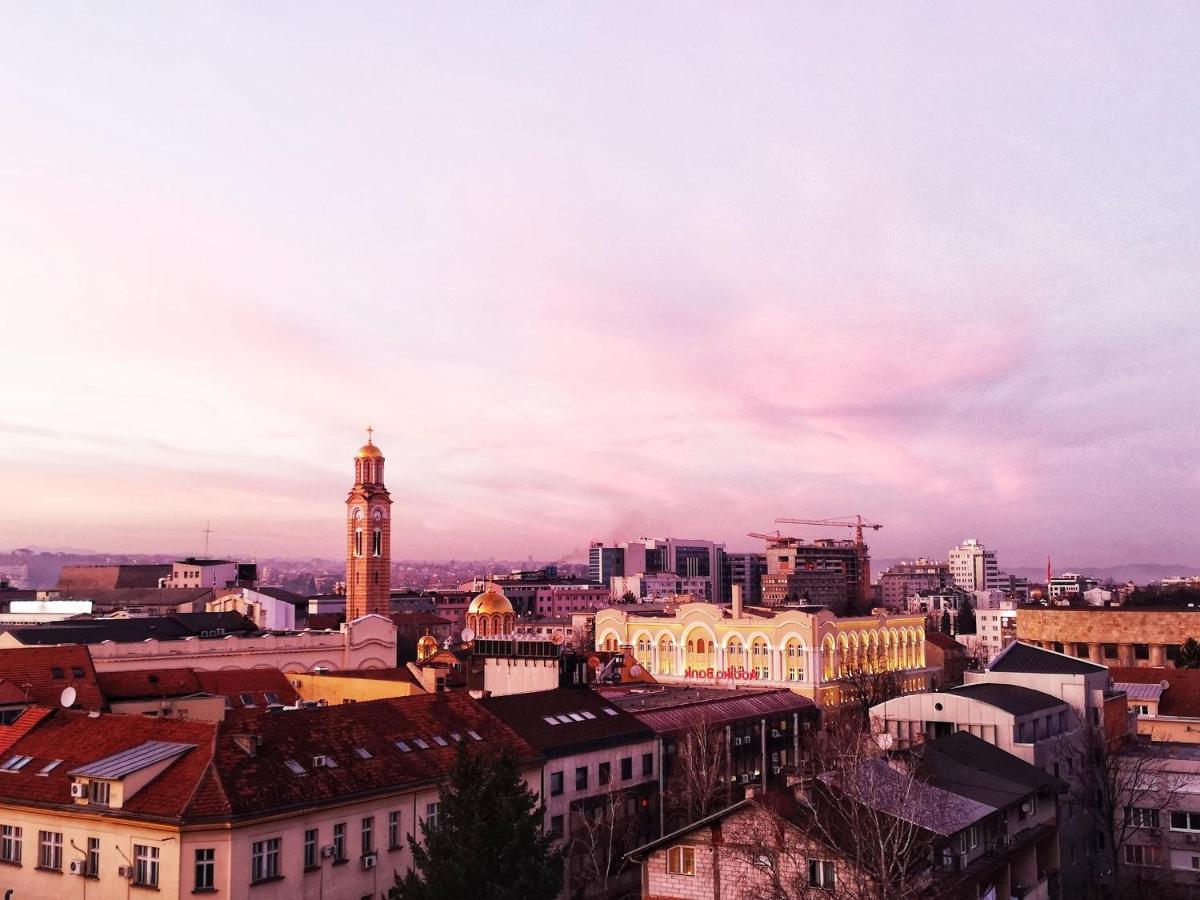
<box><xmin>345</xmin><ymin>429</ymin><xmax>392</xmax><ymax>620</ymax></box>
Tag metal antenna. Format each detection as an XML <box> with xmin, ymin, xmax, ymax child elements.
<box><xmin>203</xmin><ymin>522</ymin><xmax>213</xmax><ymax>557</ymax></box>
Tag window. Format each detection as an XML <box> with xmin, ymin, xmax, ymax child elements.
<box><xmin>134</xmin><ymin>844</ymin><xmax>159</xmax><ymax>888</ymax></box>
<box><xmin>240</xmin><ymin>693</ymin><xmax>256</xmax><ymax>708</ymax></box>
<box><xmin>37</xmin><ymin>830</ymin><xmax>62</xmax><ymax>870</ymax></box>
<box><xmin>333</xmin><ymin>823</ymin><xmax>347</xmax><ymax>861</ymax></box>
<box><xmin>0</xmin><ymin>755</ymin><xmax>31</xmax><ymax>772</ymax></box>
<box><xmin>576</xmin><ymin>766</ymin><xmax>588</xmax><ymax>790</ymax></box>
<box><xmin>958</xmin><ymin>825</ymin><xmax>978</xmax><ymax>854</ymax></box>
<box><xmin>1103</xmin><ymin>644</ymin><xmax>1118</xmax><ymax>658</ymax></box>
<box><xmin>304</xmin><ymin>829</ymin><xmax>318</xmax><ymax>869</ymax></box>
<box><xmin>250</xmin><ymin>837</ymin><xmax>280</xmax><ymax>883</ymax></box>
<box><xmin>361</xmin><ymin>817</ymin><xmax>374</xmax><ymax>855</ymax></box>
<box><xmin>1172</xmin><ymin>811</ymin><xmax>1200</xmax><ymax>832</ymax></box>
<box><xmin>90</xmin><ymin>780</ymin><xmax>110</xmax><ymax>805</ymax></box>
<box><xmin>808</xmin><ymin>859</ymin><xmax>837</xmax><ymax>889</ymax></box>
<box><xmin>86</xmin><ymin>836</ymin><xmax>100</xmax><ymax>877</ymax></box>
<box><xmin>1124</xmin><ymin>844</ymin><xmax>1161</xmax><ymax>867</ymax></box>
<box><xmin>549</xmin><ymin>815</ymin><xmax>564</xmax><ymax>838</ymax></box>
<box><xmin>1133</xmin><ymin>704</ymin><xmax>1150</xmax><ymax>716</ymax></box>
<box><xmin>1126</xmin><ymin>807</ymin><xmax>1160</xmax><ymax>829</ymax></box>
<box><xmin>1135</xmin><ymin>644</ymin><xmax>1150</xmax><ymax>660</ymax></box>
<box><xmin>425</xmin><ymin>802</ymin><xmax>439</xmax><ymax>833</ymax></box>
<box><xmin>51</xmin><ymin>667</ymin><xmax>64</xmax><ymax>679</ymax></box>
<box><xmin>194</xmin><ymin>848</ymin><xmax>215</xmax><ymax>891</ymax></box>
<box><xmin>642</xmin><ymin>753</ymin><xmax>654</xmax><ymax>777</ymax></box>
<box><xmin>0</xmin><ymin>825</ymin><xmax>21</xmax><ymax>863</ymax></box>
<box><xmin>666</xmin><ymin>845</ymin><xmax>695</xmax><ymax>875</ymax></box>
<box><xmin>388</xmin><ymin>812</ymin><xmax>401</xmax><ymax>850</ymax></box>
<box><xmin>372</xmin><ymin>529</ymin><xmax>382</xmax><ymax>557</ymax></box>
<box><xmin>621</xmin><ymin>757</ymin><xmax>633</xmax><ymax>780</ymax></box>
<box><xmin>550</xmin><ymin>771</ymin><xmax>564</xmax><ymax>796</ymax></box>
<box><xmin>599</xmin><ymin>762</ymin><xmax>611</xmax><ymax>785</ymax></box>
<box><xmin>354</xmin><ymin>529</ymin><xmax>363</xmax><ymax>557</ymax></box>
<box><xmin>264</xmin><ymin>692</ymin><xmax>279</xmax><ymax>706</ymax></box>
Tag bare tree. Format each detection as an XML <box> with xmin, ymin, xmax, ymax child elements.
<box><xmin>723</xmin><ymin>711</ymin><xmax>970</xmax><ymax>900</ymax></box>
<box><xmin>1065</xmin><ymin>726</ymin><xmax>1187</xmax><ymax>899</ymax></box>
<box><xmin>665</xmin><ymin>714</ymin><xmax>729</xmax><ymax>830</ymax></box>
<box><xmin>565</xmin><ymin>781</ymin><xmax>644</xmax><ymax>900</ymax></box>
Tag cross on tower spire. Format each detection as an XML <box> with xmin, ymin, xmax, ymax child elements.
<box><xmin>366</xmin><ymin>424</ymin><xmax>374</xmax><ymax>444</ymax></box>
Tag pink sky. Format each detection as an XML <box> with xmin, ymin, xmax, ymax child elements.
<box><xmin>1</xmin><ymin>4</ymin><xmax>1197</xmax><ymax>566</ymax></box>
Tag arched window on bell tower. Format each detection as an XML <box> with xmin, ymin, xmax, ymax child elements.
<box><xmin>354</xmin><ymin>529</ymin><xmax>363</xmax><ymax>558</ymax></box>
<box><xmin>372</xmin><ymin>529</ymin><xmax>382</xmax><ymax>557</ymax></box>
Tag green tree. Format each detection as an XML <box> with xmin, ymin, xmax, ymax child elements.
<box><xmin>620</xmin><ymin>591</ymin><xmax>637</xmax><ymax>604</ymax></box>
<box><xmin>390</xmin><ymin>745</ymin><xmax>563</xmax><ymax>900</ymax></box>
<box><xmin>957</xmin><ymin>600</ymin><xmax>976</xmax><ymax>635</ymax></box>
<box><xmin>940</xmin><ymin>610</ymin><xmax>952</xmax><ymax>635</ymax></box>
<box><xmin>1179</xmin><ymin>638</ymin><xmax>1200</xmax><ymax>669</ymax></box>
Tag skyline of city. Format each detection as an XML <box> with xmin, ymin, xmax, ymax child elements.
<box><xmin>3</xmin><ymin>4</ymin><xmax>1197</xmax><ymax>565</ymax></box>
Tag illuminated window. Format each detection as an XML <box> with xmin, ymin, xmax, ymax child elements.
<box><xmin>666</xmin><ymin>845</ymin><xmax>695</xmax><ymax>875</ymax></box>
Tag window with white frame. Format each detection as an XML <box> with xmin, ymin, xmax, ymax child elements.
<box><xmin>194</xmin><ymin>848</ymin><xmax>215</xmax><ymax>891</ymax></box>
<box><xmin>389</xmin><ymin>811</ymin><xmax>401</xmax><ymax>850</ymax></box>
<box><xmin>333</xmin><ymin>822</ymin><xmax>347</xmax><ymax>861</ymax></box>
<box><xmin>1172</xmin><ymin>811</ymin><xmax>1200</xmax><ymax>832</ymax></box>
<box><xmin>808</xmin><ymin>859</ymin><xmax>837</xmax><ymax>889</ymax></box>
<box><xmin>425</xmin><ymin>802</ymin><xmax>439</xmax><ymax>833</ymax></box>
<box><xmin>0</xmin><ymin>825</ymin><xmax>21</xmax><ymax>863</ymax></box>
<box><xmin>250</xmin><ymin>837</ymin><xmax>281</xmax><ymax>883</ymax></box>
<box><xmin>1124</xmin><ymin>844</ymin><xmax>1161</xmax><ymax>867</ymax></box>
<box><xmin>303</xmin><ymin>828</ymin><xmax>318</xmax><ymax>869</ymax></box>
<box><xmin>134</xmin><ymin>844</ymin><xmax>159</xmax><ymax>887</ymax></box>
<box><xmin>37</xmin><ymin>830</ymin><xmax>62</xmax><ymax>870</ymax></box>
<box><xmin>90</xmin><ymin>780</ymin><xmax>110</xmax><ymax>805</ymax></box>
<box><xmin>958</xmin><ymin>825</ymin><xmax>979</xmax><ymax>854</ymax></box>
<box><xmin>1126</xmin><ymin>806</ymin><xmax>1160</xmax><ymax>829</ymax></box>
<box><xmin>666</xmin><ymin>845</ymin><xmax>695</xmax><ymax>875</ymax></box>
<box><xmin>361</xmin><ymin>817</ymin><xmax>374</xmax><ymax>855</ymax></box>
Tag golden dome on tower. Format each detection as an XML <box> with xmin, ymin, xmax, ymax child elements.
<box><xmin>468</xmin><ymin>583</ymin><xmax>514</xmax><ymax>616</ymax></box>
<box><xmin>416</xmin><ymin>631</ymin><xmax>439</xmax><ymax>661</ymax></box>
<box><xmin>356</xmin><ymin>442</ymin><xmax>383</xmax><ymax>459</ymax></box>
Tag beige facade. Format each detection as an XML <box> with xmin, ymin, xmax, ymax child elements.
<box><xmin>0</xmin><ymin>614</ymin><xmax>399</xmax><ymax>674</ymax></box>
<box><xmin>1017</xmin><ymin>608</ymin><xmax>1200</xmax><ymax>668</ymax></box>
<box><xmin>595</xmin><ymin>602</ymin><xmax>931</xmax><ymax>704</ymax></box>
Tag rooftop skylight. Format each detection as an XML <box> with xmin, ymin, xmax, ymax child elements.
<box><xmin>285</xmin><ymin>760</ymin><xmax>306</xmax><ymax>775</ymax></box>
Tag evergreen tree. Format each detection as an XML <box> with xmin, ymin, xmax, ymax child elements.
<box><xmin>1179</xmin><ymin>638</ymin><xmax>1200</xmax><ymax>669</ymax></box>
<box><xmin>957</xmin><ymin>600</ymin><xmax>976</xmax><ymax>635</ymax></box>
<box><xmin>390</xmin><ymin>744</ymin><xmax>563</xmax><ymax>900</ymax></box>
<box><xmin>940</xmin><ymin>609</ymin><xmax>952</xmax><ymax>635</ymax></box>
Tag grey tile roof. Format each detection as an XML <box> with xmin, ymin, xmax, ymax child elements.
<box><xmin>950</xmin><ymin>683</ymin><xmax>1065</xmax><ymax>716</ymax></box>
<box><xmin>988</xmin><ymin>641</ymin><xmax>1105</xmax><ymax>675</ymax></box>
<box><xmin>69</xmin><ymin>740</ymin><xmax>196</xmax><ymax>779</ymax></box>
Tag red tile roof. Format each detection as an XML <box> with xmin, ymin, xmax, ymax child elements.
<box><xmin>1108</xmin><ymin>666</ymin><xmax>1200</xmax><ymax>718</ymax></box>
<box><xmin>0</xmin><ymin>707</ymin><xmax>53</xmax><ymax>754</ymax></box>
<box><xmin>309</xmin><ymin>667</ymin><xmax>419</xmax><ymax>684</ymax></box>
<box><xmin>194</xmin><ymin>670</ymin><xmax>299</xmax><ymax>708</ymax></box>
<box><xmin>0</xmin><ymin>694</ymin><xmax>541</xmax><ymax>824</ymax></box>
<box><xmin>0</xmin><ymin>645</ymin><xmax>104</xmax><ymax>710</ymax></box>
<box><xmin>0</xmin><ymin>710</ymin><xmax>216</xmax><ymax>817</ymax></box>
<box><xmin>97</xmin><ymin>668</ymin><xmax>204</xmax><ymax>701</ymax></box>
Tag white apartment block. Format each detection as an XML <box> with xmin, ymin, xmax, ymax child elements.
<box><xmin>948</xmin><ymin>539</ymin><xmax>1001</xmax><ymax>592</ymax></box>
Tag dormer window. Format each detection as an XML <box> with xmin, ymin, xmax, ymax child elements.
<box><xmin>90</xmin><ymin>780</ymin><xmax>111</xmax><ymax>805</ymax></box>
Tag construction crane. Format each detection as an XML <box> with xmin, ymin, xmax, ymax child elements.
<box><xmin>774</xmin><ymin>515</ymin><xmax>882</xmax><ymax>549</ymax></box>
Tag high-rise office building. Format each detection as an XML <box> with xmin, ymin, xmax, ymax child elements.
<box><xmin>948</xmin><ymin>539</ymin><xmax>1001</xmax><ymax>592</ymax></box>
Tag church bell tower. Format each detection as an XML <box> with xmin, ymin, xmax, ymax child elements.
<box><xmin>346</xmin><ymin>427</ymin><xmax>392</xmax><ymax>619</ymax></box>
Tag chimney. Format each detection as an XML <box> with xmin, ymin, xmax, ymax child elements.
<box><xmin>732</xmin><ymin>583</ymin><xmax>743</xmax><ymax>619</ymax></box>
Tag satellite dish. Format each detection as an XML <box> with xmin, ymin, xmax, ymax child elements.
<box><xmin>550</xmin><ymin>632</ymin><xmax>564</xmax><ymax>645</ymax></box>
<box><xmin>875</xmin><ymin>732</ymin><xmax>894</xmax><ymax>750</ymax></box>
<box><xmin>60</xmin><ymin>686</ymin><xmax>77</xmax><ymax>708</ymax></box>
<box><xmin>587</xmin><ymin>655</ymin><xmax>601</xmax><ymax>669</ymax></box>
<box><xmin>1161</xmin><ymin>680</ymin><xmax>1171</xmax><ymax>690</ymax></box>
<box><xmin>461</xmin><ymin>627</ymin><xmax>476</xmax><ymax>643</ymax></box>
<box><xmin>629</xmin><ymin>665</ymin><xmax>643</xmax><ymax>678</ymax></box>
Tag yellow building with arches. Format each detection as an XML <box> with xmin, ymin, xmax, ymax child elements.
<box><xmin>595</xmin><ymin>601</ymin><xmax>933</xmax><ymax>704</ymax></box>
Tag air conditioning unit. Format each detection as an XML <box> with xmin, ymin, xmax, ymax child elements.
<box><xmin>772</xmin><ymin>766</ymin><xmax>781</xmax><ymax>775</ymax></box>
<box><xmin>361</xmin><ymin>853</ymin><xmax>377</xmax><ymax>870</ymax></box>
<box><xmin>740</xmin><ymin>773</ymin><xmax>752</xmax><ymax>783</ymax></box>
<box><xmin>118</xmin><ymin>865</ymin><xmax>134</xmax><ymax>879</ymax></box>
<box><xmin>320</xmin><ymin>845</ymin><xmax>337</xmax><ymax>859</ymax></box>
<box><xmin>771</xmin><ymin>729</ymin><xmax>781</xmax><ymax>737</ymax></box>
<box><xmin>70</xmin><ymin>782</ymin><xmax>87</xmax><ymax>799</ymax></box>
<box><xmin>312</xmin><ymin>755</ymin><xmax>329</xmax><ymax>768</ymax></box>
<box><xmin>69</xmin><ymin>860</ymin><xmax>87</xmax><ymax>875</ymax></box>
<box><xmin>1020</xmin><ymin>800</ymin><xmax>1034</xmax><ymax>815</ymax></box>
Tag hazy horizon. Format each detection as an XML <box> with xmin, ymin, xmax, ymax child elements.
<box><xmin>2</xmin><ymin>5</ymin><xmax>1197</xmax><ymax>565</ymax></box>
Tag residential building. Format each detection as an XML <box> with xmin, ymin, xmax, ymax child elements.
<box><xmin>609</xmin><ymin>572</ymin><xmax>709</xmax><ymax>602</ymax></box>
<box><xmin>389</xmin><ymin>611</ymin><xmax>454</xmax><ymax>663</ymax></box>
<box><xmin>1016</xmin><ymin>606</ymin><xmax>1200</xmax><ymax>668</ymax></box>
<box><xmin>905</xmin><ymin>586</ymin><xmax>972</xmax><ymax>632</ymax></box>
<box><xmin>210</xmin><ymin>586</ymin><xmax>305</xmax><ymax>630</ymax></box>
<box><xmin>925</xmin><ymin>631</ymin><xmax>970</xmax><ymax>688</ymax></box>
<box><xmin>595</xmin><ymin>684</ymin><xmax>818</xmax><ymax>819</ymax></box>
<box><xmin>760</xmin><ymin>570</ymin><xmax>848</xmax><ymax>611</ymax></box>
<box><xmin>1108</xmin><ymin>666</ymin><xmax>1200</xmax><ymax>742</ymax></box>
<box><xmin>0</xmin><ymin>645</ymin><xmax>104</xmax><ymax>715</ymax></box>
<box><xmin>1047</xmin><ymin>572</ymin><xmax>1099</xmax><ymax>601</ymax></box>
<box><xmin>721</xmin><ymin>552</ymin><xmax>766</xmax><ymax>604</ymax></box>
<box><xmin>758</xmin><ymin>534</ymin><xmax>871</xmax><ymax>613</ymax></box>
<box><xmin>878</xmin><ymin>558</ymin><xmax>951</xmax><ymax>611</ymax></box>
<box><xmin>512</xmin><ymin>613</ymin><xmax>594</xmax><ymax>651</ymax></box>
<box><xmin>164</xmin><ymin>558</ymin><xmax>257</xmax><ymax>590</ymax></box>
<box><xmin>95</xmin><ymin>667</ymin><xmax>300</xmax><ymax>721</ymax></box>
<box><xmin>0</xmin><ymin>612</ymin><xmax>399</xmax><ymax>674</ymax></box>
<box><xmin>588</xmin><ymin>542</ymin><xmax>625</xmax><ymax>586</ymax></box>
<box><xmin>56</xmin><ymin>563</ymin><xmax>172</xmax><ymax>592</ymax></box>
<box><xmin>290</xmin><ymin>667</ymin><xmax>423</xmax><ymax>704</ymax></box>
<box><xmin>595</xmin><ymin>593</ymin><xmax>933</xmax><ymax>705</ymax></box>
<box><xmin>0</xmin><ymin>694</ymin><xmax>541</xmax><ymax>900</ymax></box>
<box><xmin>482</xmin><ymin>687</ymin><xmax>659</xmax><ymax>896</ymax></box>
<box><xmin>949</xmin><ymin>538</ymin><xmax>1002</xmax><ymax>592</ymax></box>
<box><xmin>591</xmin><ymin>538</ymin><xmax>725</xmax><ymax>603</ymax></box>
<box><xmin>974</xmin><ymin>596</ymin><xmax>1019</xmax><ymax>661</ymax></box>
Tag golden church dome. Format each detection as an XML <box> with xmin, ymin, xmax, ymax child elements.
<box><xmin>416</xmin><ymin>631</ymin><xmax>439</xmax><ymax>660</ymax></box>
<box><xmin>356</xmin><ymin>442</ymin><xmax>383</xmax><ymax>459</ymax></box>
<box><xmin>468</xmin><ymin>584</ymin><xmax>514</xmax><ymax>616</ymax></box>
